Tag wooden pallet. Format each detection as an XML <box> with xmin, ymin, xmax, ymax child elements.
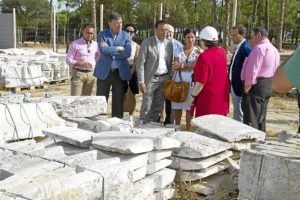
<box><xmin>47</xmin><ymin>79</ymin><xmax>68</xmax><ymax>85</ymax></box>
<box><xmin>0</xmin><ymin>84</ymin><xmax>48</xmax><ymax>92</ymax></box>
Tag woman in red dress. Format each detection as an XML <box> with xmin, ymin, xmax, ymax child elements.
<box><xmin>189</xmin><ymin>26</ymin><xmax>230</xmax><ymax>117</ymax></box>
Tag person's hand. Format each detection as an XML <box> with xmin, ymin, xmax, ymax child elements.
<box><xmin>139</xmin><ymin>83</ymin><xmax>147</xmax><ymax>93</ymax></box>
<box><xmin>101</xmin><ymin>42</ymin><xmax>108</xmax><ymax>46</ymax></box>
<box><xmin>172</xmin><ymin>62</ymin><xmax>181</xmax><ymax>70</ymax></box>
<box><xmin>189</xmin><ymin>96</ymin><xmax>195</xmax><ymax>105</ymax></box>
<box><xmin>244</xmin><ymin>85</ymin><xmax>252</xmax><ymax>94</ymax></box>
<box><xmin>116</xmin><ymin>46</ymin><xmax>125</xmax><ymax>51</ymax></box>
<box><xmin>83</xmin><ymin>62</ymin><xmax>93</xmax><ymax>70</ymax></box>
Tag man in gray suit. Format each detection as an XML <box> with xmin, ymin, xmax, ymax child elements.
<box><xmin>136</xmin><ymin>20</ymin><xmax>173</xmax><ymax>123</ymax></box>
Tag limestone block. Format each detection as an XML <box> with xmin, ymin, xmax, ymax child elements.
<box><xmin>67</xmin><ymin>118</ymin><xmax>113</xmax><ymax>133</ymax></box>
<box><xmin>0</xmin><ymin>150</ymin><xmax>13</xmax><ymax>160</ymax></box>
<box><xmin>43</xmin><ymin>145</ymin><xmax>66</xmax><ymax>159</ymax></box>
<box><xmin>0</xmin><ymin>167</ymin><xmax>77</xmax><ymax>200</ymax></box>
<box><xmin>146</xmin><ymin>159</ymin><xmax>172</xmax><ymax>175</ymax></box>
<box><xmin>0</xmin><ymin>161</ymin><xmax>66</xmax><ymax>186</ymax></box>
<box><xmin>92</xmin><ymin>132</ymin><xmax>154</xmax><ymax>154</ymax></box>
<box><xmin>49</xmin><ymin>96</ymin><xmax>107</xmax><ymax>118</ymax></box>
<box><xmin>146</xmin><ymin>168</ymin><xmax>176</xmax><ymax>191</ymax></box>
<box><xmin>238</xmin><ymin>149</ymin><xmax>300</xmax><ymax>200</ymax></box>
<box><xmin>169</xmin><ymin>131</ymin><xmax>232</xmax><ymax>158</ymax></box>
<box><xmin>152</xmin><ymin>137</ymin><xmax>181</xmax><ymax>150</ymax></box>
<box><xmin>77</xmin><ymin>162</ymin><xmax>134</xmax><ymax>200</ymax></box>
<box><xmin>148</xmin><ymin>150</ymin><xmax>172</xmax><ymax>163</ymax></box>
<box><xmin>133</xmin><ymin>166</ymin><xmax>147</xmax><ymax>182</ymax></box>
<box><xmin>188</xmin><ymin>172</ymin><xmax>237</xmax><ymax>197</ymax></box>
<box><xmin>75</xmin><ymin>157</ymin><xmax>120</xmax><ymax>173</ymax></box>
<box><xmin>94</xmin><ymin>148</ymin><xmax>148</xmax><ymax>170</ymax></box>
<box><xmin>42</xmin><ymin>127</ymin><xmax>94</xmax><ymax>147</ymax></box>
<box><xmin>133</xmin><ymin>177</ymin><xmax>155</xmax><ymax>200</ymax></box>
<box><xmin>46</xmin><ymin>141</ymin><xmax>90</xmax><ymax>156</ymax></box>
<box><xmin>153</xmin><ymin>188</ymin><xmax>176</xmax><ymax>200</ymax></box>
<box><xmin>191</xmin><ymin>115</ymin><xmax>266</xmax><ymax>142</ymax></box>
<box><xmin>60</xmin><ymin>150</ymin><xmax>98</xmax><ymax>167</ymax></box>
<box><xmin>177</xmin><ymin>162</ymin><xmax>229</xmax><ymax>181</ymax></box>
<box><xmin>170</xmin><ymin>151</ymin><xmax>232</xmax><ymax>170</ymax></box>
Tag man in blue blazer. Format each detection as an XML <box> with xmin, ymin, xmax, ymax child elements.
<box><xmin>229</xmin><ymin>26</ymin><xmax>252</xmax><ymax>122</ymax></box>
<box><xmin>94</xmin><ymin>12</ymin><xmax>131</xmax><ymax>118</ymax></box>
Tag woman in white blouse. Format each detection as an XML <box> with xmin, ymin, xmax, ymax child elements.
<box><xmin>171</xmin><ymin>28</ymin><xmax>202</xmax><ymax>130</ymax></box>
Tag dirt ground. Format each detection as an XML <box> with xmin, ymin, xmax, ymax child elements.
<box><xmin>1</xmin><ymin>47</ymin><xmax>298</xmax><ymax>137</ymax></box>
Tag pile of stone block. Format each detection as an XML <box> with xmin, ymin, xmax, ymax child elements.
<box><xmin>0</xmin><ymin>138</ymin><xmax>134</xmax><ymax>200</ymax></box>
<box><xmin>0</xmin><ymin>96</ymin><xmax>107</xmax><ymax>143</ymax></box>
<box><xmin>168</xmin><ymin>131</ymin><xmax>236</xmax><ymax>199</ymax></box>
<box><xmin>238</xmin><ymin>134</ymin><xmax>300</xmax><ymax>200</ymax></box>
<box><xmin>41</xmin><ymin>121</ymin><xmax>180</xmax><ymax>199</ymax></box>
<box><xmin>0</xmin><ymin>48</ymin><xmax>69</xmax><ymax>88</ymax></box>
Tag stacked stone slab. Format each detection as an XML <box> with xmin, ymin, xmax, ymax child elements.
<box><xmin>238</xmin><ymin>135</ymin><xmax>300</xmax><ymax>200</ymax></box>
<box><xmin>0</xmin><ymin>135</ymin><xmax>134</xmax><ymax>199</ymax></box>
<box><xmin>0</xmin><ymin>48</ymin><xmax>69</xmax><ymax>88</ymax></box>
<box><xmin>192</xmin><ymin>114</ymin><xmax>266</xmax><ymax>152</ymax></box>
<box><xmin>168</xmin><ymin>131</ymin><xmax>237</xmax><ymax>199</ymax></box>
<box><xmin>0</xmin><ymin>102</ymin><xmax>67</xmax><ymax>143</ymax></box>
<box><xmin>91</xmin><ymin>130</ymin><xmax>180</xmax><ymax>200</ymax></box>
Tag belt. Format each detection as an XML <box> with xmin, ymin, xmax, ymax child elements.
<box><xmin>111</xmin><ymin>68</ymin><xmax>119</xmax><ymax>72</ymax></box>
<box><xmin>257</xmin><ymin>77</ymin><xmax>271</xmax><ymax>80</ymax></box>
<box><xmin>75</xmin><ymin>68</ymin><xmax>92</xmax><ymax>73</ymax></box>
<box><xmin>154</xmin><ymin>73</ymin><xmax>168</xmax><ymax>77</ymax></box>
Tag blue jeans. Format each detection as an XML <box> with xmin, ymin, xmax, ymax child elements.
<box><xmin>231</xmin><ymin>86</ymin><xmax>243</xmax><ymax>122</ymax></box>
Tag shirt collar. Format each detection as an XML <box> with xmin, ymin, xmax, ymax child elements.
<box><xmin>236</xmin><ymin>39</ymin><xmax>246</xmax><ymax>49</ymax></box>
<box><xmin>255</xmin><ymin>38</ymin><xmax>269</xmax><ymax>47</ymax></box>
<box><xmin>79</xmin><ymin>37</ymin><xmax>92</xmax><ymax>44</ymax></box>
<box><xmin>155</xmin><ymin>35</ymin><xmax>165</xmax><ymax>44</ymax></box>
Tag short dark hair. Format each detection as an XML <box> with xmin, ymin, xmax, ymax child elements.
<box><xmin>183</xmin><ymin>28</ymin><xmax>196</xmax><ymax>38</ymax></box>
<box><xmin>81</xmin><ymin>22</ymin><xmax>95</xmax><ymax>30</ymax></box>
<box><xmin>202</xmin><ymin>40</ymin><xmax>218</xmax><ymax>48</ymax></box>
<box><xmin>108</xmin><ymin>12</ymin><xmax>121</xmax><ymax>22</ymax></box>
<box><xmin>252</xmin><ymin>27</ymin><xmax>268</xmax><ymax>37</ymax></box>
<box><xmin>124</xmin><ymin>23</ymin><xmax>137</xmax><ymax>33</ymax></box>
<box><xmin>154</xmin><ymin>20</ymin><xmax>166</xmax><ymax>29</ymax></box>
<box><xmin>232</xmin><ymin>25</ymin><xmax>247</xmax><ymax>36</ymax></box>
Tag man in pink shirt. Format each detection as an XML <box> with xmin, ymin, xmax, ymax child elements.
<box><xmin>241</xmin><ymin>27</ymin><xmax>280</xmax><ymax>131</ymax></box>
<box><xmin>66</xmin><ymin>22</ymin><xmax>100</xmax><ymax>96</ymax></box>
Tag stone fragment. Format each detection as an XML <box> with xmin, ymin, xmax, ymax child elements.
<box><xmin>60</xmin><ymin>150</ymin><xmax>98</xmax><ymax>167</ymax></box>
<box><xmin>146</xmin><ymin>159</ymin><xmax>172</xmax><ymax>175</ymax></box>
<box><xmin>46</xmin><ymin>141</ymin><xmax>89</xmax><ymax>156</ymax></box>
<box><xmin>94</xmin><ymin>148</ymin><xmax>148</xmax><ymax>170</ymax></box>
<box><xmin>133</xmin><ymin>177</ymin><xmax>155</xmax><ymax>200</ymax></box>
<box><xmin>75</xmin><ymin>157</ymin><xmax>120</xmax><ymax>173</ymax></box>
<box><xmin>231</xmin><ymin>140</ymin><xmax>253</xmax><ymax>151</ymax></box>
<box><xmin>92</xmin><ymin>132</ymin><xmax>154</xmax><ymax>154</ymax></box>
<box><xmin>153</xmin><ymin>188</ymin><xmax>176</xmax><ymax>200</ymax></box>
<box><xmin>177</xmin><ymin>162</ymin><xmax>229</xmax><ymax>181</ymax></box>
<box><xmin>170</xmin><ymin>151</ymin><xmax>232</xmax><ymax>170</ymax></box>
<box><xmin>49</xmin><ymin>96</ymin><xmax>107</xmax><ymax>118</ymax></box>
<box><xmin>169</xmin><ymin>131</ymin><xmax>232</xmax><ymax>158</ymax></box>
<box><xmin>188</xmin><ymin>172</ymin><xmax>237</xmax><ymax>198</ymax></box>
<box><xmin>133</xmin><ymin>166</ymin><xmax>147</xmax><ymax>182</ymax></box>
<box><xmin>148</xmin><ymin>150</ymin><xmax>172</xmax><ymax>163</ymax></box>
<box><xmin>191</xmin><ymin>114</ymin><xmax>266</xmax><ymax>142</ymax></box>
<box><xmin>145</xmin><ymin>168</ymin><xmax>176</xmax><ymax>191</ymax></box>
<box><xmin>43</xmin><ymin>127</ymin><xmax>94</xmax><ymax>147</ymax></box>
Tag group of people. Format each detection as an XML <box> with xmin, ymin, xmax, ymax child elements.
<box><xmin>66</xmin><ymin>11</ymin><xmax>297</xmax><ymax>133</ymax></box>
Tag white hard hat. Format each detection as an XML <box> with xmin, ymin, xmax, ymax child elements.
<box><xmin>199</xmin><ymin>26</ymin><xmax>218</xmax><ymax>41</ymax></box>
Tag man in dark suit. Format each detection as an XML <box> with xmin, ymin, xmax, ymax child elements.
<box><xmin>94</xmin><ymin>12</ymin><xmax>131</xmax><ymax>118</ymax></box>
<box><xmin>136</xmin><ymin>20</ymin><xmax>173</xmax><ymax>123</ymax></box>
<box><xmin>229</xmin><ymin>26</ymin><xmax>252</xmax><ymax>122</ymax></box>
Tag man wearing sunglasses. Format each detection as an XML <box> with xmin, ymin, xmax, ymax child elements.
<box><xmin>66</xmin><ymin>22</ymin><xmax>100</xmax><ymax>96</ymax></box>
<box><xmin>94</xmin><ymin>12</ymin><xmax>131</xmax><ymax>118</ymax></box>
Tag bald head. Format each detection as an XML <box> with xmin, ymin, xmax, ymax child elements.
<box><xmin>167</xmin><ymin>24</ymin><xmax>174</xmax><ymax>39</ymax></box>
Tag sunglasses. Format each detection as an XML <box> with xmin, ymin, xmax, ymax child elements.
<box><xmin>126</xmin><ymin>30</ymin><xmax>135</xmax><ymax>34</ymax></box>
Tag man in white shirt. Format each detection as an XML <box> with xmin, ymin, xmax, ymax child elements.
<box><xmin>136</xmin><ymin>20</ymin><xmax>173</xmax><ymax>122</ymax></box>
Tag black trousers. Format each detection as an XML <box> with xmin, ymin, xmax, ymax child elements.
<box><xmin>96</xmin><ymin>69</ymin><xmax>127</xmax><ymax>118</ymax></box>
<box><xmin>242</xmin><ymin>78</ymin><xmax>272</xmax><ymax>132</ymax></box>
<box><xmin>164</xmin><ymin>99</ymin><xmax>174</xmax><ymax>125</ymax></box>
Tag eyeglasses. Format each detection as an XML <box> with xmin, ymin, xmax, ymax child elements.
<box><xmin>126</xmin><ymin>30</ymin><xmax>135</xmax><ymax>34</ymax></box>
